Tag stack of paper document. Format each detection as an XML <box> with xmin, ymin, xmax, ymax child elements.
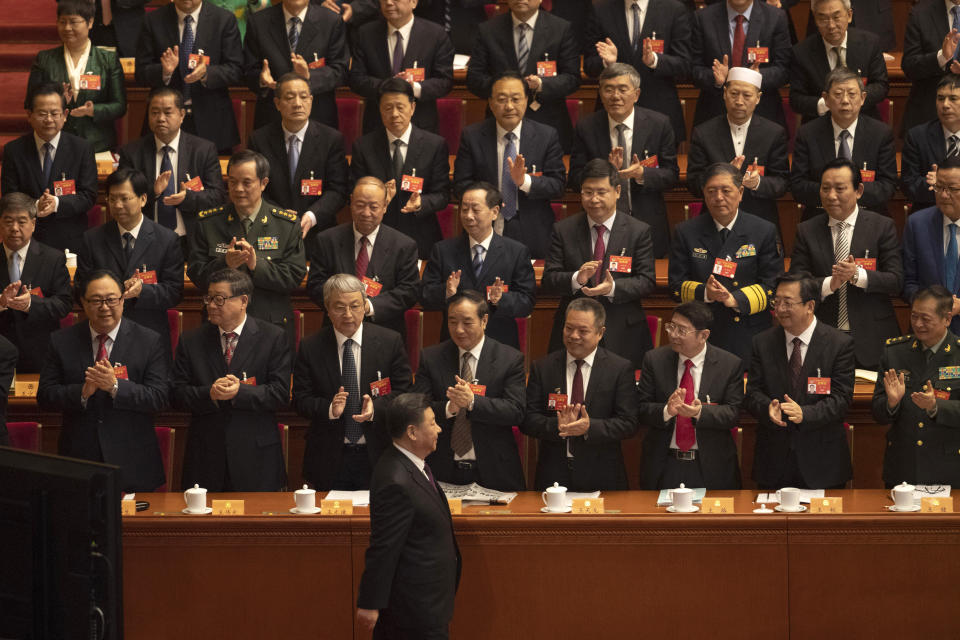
<box><xmin>324</xmin><ymin>490</ymin><xmax>370</xmax><ymax>507</ymax></box>
<box><xmin>657</xmin><ymin>488</ymin><xmax>707</xmax><ymax>506</ymax></box>
<box><xmin>755</xmin><ymin>490</ymin><xmax>824</xmax><ymax>504</ymax></box>
<box><xmin>913</xmin><ymin>485</ymin><xmax>950</xmax><ymax>506</ymax></box>
<box><xmin>855</xmin><ymin>369</ymin><xmax>878</xmax><ymax>383</ymax></box>
<box><xmin>453</xmin><ymin>54</ymin><xmax>470</xmax><ymax>71</ymax></box>
<box><xmin>438</xmin><ymin>482</ymin><xmax>517</xmax><ymax>505</ymax></box>
<box><xmin>565</xmin><ymin>492</ymin><xmax>600</xmax><ymax>507</ymax></box>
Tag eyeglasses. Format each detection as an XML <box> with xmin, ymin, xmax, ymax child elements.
<box><xmin>770</xmin><ymin>298</ymin><xmax>802</xmax><ymax>310</ymax></box>
<box><xmin>202</xmin><ymin>294</ymin><xmax>240</xmax><ymax>307</ymax></box>
<box><xmin>933</xmin><ymin>184</ymin><xmax>960</xmax><ymax>196</ymax></box>
<box><xmin>32</xmin><ymin>111</ymin><xmax>63</xmax><ymax>121</ymax></box>
<box><xmin>330</xmin><ymin>302</ymin><xmax>365</xmax><ymax>315</ymax></box>
<box><xmin>56</xmin><ymin>18</ymin><xmax>88</xmax><ymax>28</ymax></box>
<box><xmin>664</xmin><ymin>322</ymin><xmax>696</xmax><ymax>337</ymax></box>
<box><xmin>85</xmin><ymin>296</ymin><xmax>122</xmax><ymax>308</ymax></box>
<box><xmin>599</xmin><ymin>85</ymin><xmax>636</xmax><ymax>96</ymax></box>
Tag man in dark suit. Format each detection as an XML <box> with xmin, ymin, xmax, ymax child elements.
<box><xmin>638</xmin><ymin>301</ymin><xmax>744</xmax><ymax>489</ymax></box>
<box><xmin>307</xmin><ymin>177</ymin><xmax>420</xmax><ymax>340</ymax></box>
<box><xmin>453</xmin><ymin>72</ymin><xmax>566</xmax><ymax>259</ymax></box>
<box><xmin>0</xmin><ymin>193</ymin><xmax>72</xmax><ymax>374</ymax></box>
<box><xmin>670</xmin><ymin>162</ymin><xmax>782</xmax><ymax>362</ymax></box>
<box><xmin>583</xmin><ymin>0</ymin><xmax>692</xmax><ymax>142</ymax></box>
<box><xmin>902</xmin><ymin>76</ymin><xmax>960</xmax><ymax>209</ymax></box>
<box><xmin>421</xmin><ymin>182</ymin><xmax>535</xmax><ymax>350</ymax></box>
<box><xmin>356</xmin><ymin>392</ymin><xmax>460</xmax><ymax>639</ymax></box>
<box><xmin>0</xmin><ymin>83</ymin><xmax>97</xmax><ymax>253</ymax></box>
<box><xmin>543</xmin><ymin>159</ymin><xmax>656</xmax><ymax>371</ymax></box>
<box><xmin>790</xmin><ymin>67</ymin><xmax>897</xmax><ymax>216</ymax></box>
<box><xmin>244</xmin><ymin>0</ymin><xmax>348</xmax><ymax>130</ymax></box>
<box><xmin>349</xmin><ymin>0</ymin><xmax>454</xmax><ymax>135</ymax></box>
<box><xmin>248</xmin><ymin>73</ymin><xmax>349</xmax><ymax>238</ymax></box>
<box><xmin>135</xmin><ymin>0</ymin><xmax>244</xmax><ymax>152</ymax></box>
<box><xmin>295</xmin><ymin>273</ymin><xmax>413</xmax><ymax>490</ymax></box>
<box><xmin>903</xmin><ymin>159</ymin><xmax>960</xmax><ymax>336</ymax></box>
<box><xmin>790</xmin><ymin>158</ymin><xmax>902</xmax><ymax>370</ymax></box>
<box><xmin>789</xmin><ymin>1</ymin><xmax>888</xmax><ymax>123</ymax></box>
<box><xmin>466</xmin><ymin>0</ymin><xmax>581</xmax><ymax>151</ymax></box>
<box><xmin>118</xmin><ymin>87</ymin><xmax>226</xmax><ymax>244</ymax></box>
<box><xmin>414</xmin><ymin>291</ymin><xmax>527</xmax><ymax>490</ymax></box>
<box><xmin>902</xmin><ymin>0</ymin><xmax>960</xmax><ymax>133</ymax></box>
<box><xmin>173</xmin><ymin>268</ymin><xmax>290</xmax><ymax>491</ymax></box>
<box><xmin>745</xmin><ymin>271</ymin><xmax>855</xmax><ymax>489</ymax></box>
<box><xmin>687</xmin><ymin>66</ymin><xmax>789</xmax><ymax>233</ymax></box>
<box><xmin>349</xmin><ymin>78</ymin><xmax>450</xmax><ymax>258</ymax></box>
<box><xmin>0</xmin><ymin>335</ymin><xmax>17</xmax><ymax>446</ymax></box>
<box><xmin>522</xmin><ymin>297</ymin><xmax>639</xmax><ymax>491</ymax></box>
<box><xmin>569</xmin><ymin>63</ymin><xmax>679</xmax><ymax>257</ymax></box>
<box><xmin>37</xmin><ymin>270</ymin><xmax>171</xmax><ymax>492</ymax></box>
<box><xmin>77</xmin><ymin>169</ymin><xmax>184</xmax><ymax>351</ymax></box>
<box><xmin>690</xmin><ymin>0</ymin><xmax>792</xmax><ymax>127</ymax></box>
<box><xmin>873</xmin><ymin>286</ymin><xmax>960</xmax><ymax>488</ymax></box>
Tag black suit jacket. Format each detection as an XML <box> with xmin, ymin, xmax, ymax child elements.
<box><xmin>568</xmin><ymin>107</ymin><xmax>679</xmax><ymax>256</ymax></box>
<box><xmin>135</xmin><ymin>2</ymin><xmax>243</xmax><ymax>151</ymax></box>
<box><xmin>415</xmin><ymin>337</ymin><xmax>527</xmax><ymax>491</ymax></box>
<box><xmin>687</xmin><ymin>114</ymin><xmax>789</xmax><ymax>229</ymax></box>
<box><xmin>901</xmin><ymin>119</ymin><xmax>949</xmax><ymax>208</ymax></box>
<box><xmin>421</xmin><ymin>232</ymin><xmax>535</xmax><ymax>350</ymax></box>
<box><xmin>638</xmin><ymin>344</ymin><xmax>744</xmax><ymax>489</ymax></box>
<box><xmin>790</xmin><ymin>115</ymin><xmax>897</xmax><ymax>214</ymax></box>
<box><xmin>37</xmin><ymin>319</ymin><xmax>170</xmax><ymax>492</ymax></box>
<box><xmin>248</xmin><ymin>119</ymin><xmax>349</xmax><ymax>233</ymax></box>
<box><xmin>0</xmin><ymin>335</ymin><xmax>16</xmax><ymax>446</ymax></box>
<box><xmin>453</xmin><ymin>118</ymin><xmax>565</xmax><ymax>259</ymax></box>
<box><xmin>902</xmin><ymin>0</ymin><xmax>952</xmax><ymax>133</ymax></box>
<box><xmin>522</xmin><ymin>347</ymin><xmax>639</xmax><ymax>491</ymax></box>
<box><xmin>76</xmin><ymin>218</ymin><xmax>184</xmax><ymax>348</ymax></box>
<box><xmin>172</xmin><ymin>317</ymin><xmax>290</xmax><ymax>492</ymax></box>
<box><xmin>356</xmin><ymin>446</ymin><xmax>460</xmax><ymax>630</ymax></box>
<box><xmin>745</xmin><ymin>321</ymin><xmax>855</xmax><ymax>489</ymax></box>
<box><xmin>466</xmin><ymin>10</ymin><xmax>581</xmax><ymax>151</ymax></box>
<box><xmin>789</xmin><ymin>28</ymin><xmax>889</xmax><ymax>123</ymax></box>
<box><xmin>293</xmin><ymin>323</ymin><xmax>413</xmax><ymax>490</ymax></box>
<box><xmin>690</xmin><ymin>0</ymin><xmax>792</xmax><ymax>126</ymax></box>
<box><xmin>243</xmin><ymin>3</ymin><xmax>348</xmax><ymax>130</ymax></box>
<box><xmin>542</xmin><ymin>211</ymin><xmax>655</xmax><ymax>370</ymax></box>
<box><xmin>583</xmin><ymin>0</ymin><xmax>692</xmax><ymax>142</ymax></box>
<box><xmin>0</xmin><ymin>240</ymin><xmax>73</xmax><ymax>373</ymax></box>
<box><xmin>117</xmin><ymin>131</ymin><xmax>226</xmax><ymax>239</ymax></box>
<box><xmin>0</xmin><ymin>132</ymin><xmax>98</xmax><ymax>253</ymax></box>
<box><xmin>306</xmin><ymin>223</ymin><xmax>420</xmax><ymax>340</ymax></box>
<box><xmin>414</xmin><ymin>0</ymin><xmax>487</xmax><ymax>54</ymax></box>
<box><xmin>349</xmin><ymin>18</ymin><xmax>455</xmax><ymax>135</ymax></box>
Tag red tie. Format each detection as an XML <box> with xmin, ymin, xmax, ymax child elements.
<box><xmin>592</xmin><ymin>224</ymin><xmax>606</xmax><ymax>287</ymax></box>
<box><xmin>355</xmin><ymin>236</ymin><xmax>370</xmax><ymax>279</ymax></box>
<box><xmin>571</xmin><ymin>359</ymin><xmax>585</xmax><ymax>405</ymax></box>
<box><xmin>223</xmin><ymin>332</ymin><xmax>237</xmax><ymax>366</ymax></box>
<box><xmin>731</xmin><ymin>14</ymin><xmax>746</xmax><ymax>68</ymax></box>
<box><xmin>96</xmin><ymin>334</ymin><xmax>108</xmax><ymax>362</ymax></box>
<box><xmin>675</xmin><ymin>359</ymin><xmax>696</xmax><ymax>451</ymax></box>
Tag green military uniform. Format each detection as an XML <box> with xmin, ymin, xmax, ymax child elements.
<box><xmin>187</xmin><ymin>199</ymin><xmax>306</xmax><ymax>343</ymax></box>
<box><xmin>871</xmin><ymin>332</ymin><xmax>960</xmax><ymax>488</ymax></box>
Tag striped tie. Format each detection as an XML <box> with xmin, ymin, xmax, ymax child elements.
<box><xmin>834</xmin><ymin>221</ymin><xmax>850</xmax><ymax>330</ymax></box>
<box><xmin>517</xmin><ymin>24</ymin><xmax>530</xmax><ymax>72</ymax></box>
<box><xmin>288</xmin><ymin>17</ymin><xmax>300</xmax><ymax>52</ymax></box>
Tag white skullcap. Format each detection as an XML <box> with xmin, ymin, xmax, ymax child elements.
<box><xmin>726</xmin><ymin>67</ymin><xmax>762</xmax><ymax>89</ymax></box>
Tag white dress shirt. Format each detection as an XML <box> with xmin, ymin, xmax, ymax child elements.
<box><xmin>154</xmin><ymin>130</ymin><xmax>187</xmax><ymax>235</ymax></box>
<box><xmin>386</xmin><ymin>123</ymin><xmax>413</xmax><ymax>168</ymax></box>
<box><xmin>468</xmin><ymin>230</ymin><xmax>494</xmax><ymax>269</ymax></box>
<box><xmin>726</xmin><ymin>2</ymin><xmax>753</xmax><ymax>45</ymax></box>
<box><xmin>511</xmin><ymin>11</ymin><xmax>538</xmax><ymax>62</ymax></box>
<box><xmin>728</xmin><ymin>116</ymin><xmax>751</xmax><ymax>158</ymax></box>
<box><xmin>608</xmin><ymin>110</ymin><xmax>634</xmax><ymax>161</ymax></box>
<box><xmin>817</xmin><ymin>32</ymin><xmax>849</xmax><ymax>115</ymax></box>
<box><xmin>332</xmin><ymin>324</ymin><xmax>368</xmax><ymax>442</ymax></box>
<box><xmin>118</xmin><ymin>213</ymin><xmax>145</xmax><ymax>253</ymax></box>
<box><xmin>283</xmin><ymin>121</ymin><xmax>313</xmax><ymax>226</ymax></box>
<box><xmin>664</xmin><ymin>343</ymin><xmax>707</xmax><ymax>449</ymax></box>
<box><xmin>448</xmin><ymin>336</ymin><xmax>485</xmax><ymax>460</ymax></box>
<box><xmin>564</xmin><ymin>348</ymin><xmax>596</xmax><ymax>457</ymax></box>
<box><xmin>90</xmin><ymin>319</ymin><xmax>122</xmax><ymax>362</ymax></box>
<box><xmin>219</xmin><ymin>314</ymin><xmax>247</xmax><ymax>357</ymax></box>
<box><xmin>394</xmin><ymin>441</ymin><xmax>431</xmax><ymax>480</ymax></box>
<box><xmin>164</xmin><ymin>5</ymin><xmax>203</xmax><ymax>86</ymax></box>
<box><xmin>388</xmin><ymin>17</ymin><xmax>422</xmax><ymax>98</ymax></box>
<box><xmin>831</xmin><ymin>118</ymin><xmax>858</xmax><ymax>156</ymax></box>
<box><xmin>784</xmin><ymin>317</ymin><xmax>818</xmax><ymax>365</ymax></box>
<box><xmin>820</xmin><ymin>206</ymin><xmax>868</xmax><ymax>301</ymax></box>
<box><xmin>572</xmin><ymin>213</ymin><xmax>617</xmax><ymax>299</ymax></box>
<box><xmin>496</xmin><ymin>122</ymin><xmax>533</xmax><ymax>193</ymax></box>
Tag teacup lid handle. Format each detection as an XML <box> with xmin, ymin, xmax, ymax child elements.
<box><xmin>303</xmin><ymin>484</ymin><xmax>309</xmax><ymax>490</ymax></box>
<box><xmin>553</xmin><ymin>482</ymin><xmax>559</xmax><ymax>488</ymax></box>
<box><xmin>194</xmin><ymin>484</ymin><xmax>199</xmax><ymax>489</ymax></box>
<box><xmin>679</xmin><ymin>483</ymin><xmax>686</xmax><ymax>489</ymax></box>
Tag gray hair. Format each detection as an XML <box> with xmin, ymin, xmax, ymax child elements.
<box><xmin>598</xmin><ymin>63</ymin><xmax>642</xmax><ymax>90</ymax></box>
<box><xmin>322</xmin><ymin>273</ymin><xmax>367</xmax><ymax>305</ymax></box>
<box><xmin>566</xmin><ymin>297</ymin><xmax>606</xmax><ymax>330</ymax></box>
<box><xmin>812</xmin><ymin>0</ymin><xmax>851</xmax><ymax>11</ymax></box>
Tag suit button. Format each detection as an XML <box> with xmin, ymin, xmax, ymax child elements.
<box><xmin>732</xmin><ymin>281</ymin><xmax>738</xmax><ymax>286</ymax></box>
<box><xmin>918</xmin><ymin>422</ymin><xmax>924</xmax><ymax>428</ymax></box>
<box><xmin>734</xmin><ymin>317</ymin><xmax>740</xmax><ymax>323</ymax></box>
<box><xmin>917</xmin><ymin>440</ymin><xmax>924</xmax><ymax>446</ymax></box>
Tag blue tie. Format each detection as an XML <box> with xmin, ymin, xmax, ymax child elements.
<box><xmin>158</xmin><ymin>145</ymin><xmax>177</xmax><ymax>229</ymax></box>
<box><xmin>502</xmin><ymin>132</ymin><xmax>518</xmax><ymax>221</ymax></box>
<box><xmin>41</xmin><ymin>142</ymin><xmax>53</xmax><ymax>187</ymax></box>
<box><xmin>9</xmin><ymin>253</ymin><xmax>20</xmax><ymax>284</ymax></box>
<box><xmin>180</xmin><ymin>15</ymin><xmax>195</xmax><ymax>100</ymax></box>
<box><xmin>472</xmin><ymin>245</ymin><xmax>485</xmax><ymax>278</ymax></box>
<box><xmin>288</xmin><ymin>135</ymin><xmax>300</xmax><ymax>188</ymax></box>
<box><xmin>341</xmin><ymin>338</ymin><xmax>363</xmax><ymax>443</ymax></box>
<box><xmin>288</xmin><ymin>16</ymin><xmax>301</xmax><ymax>52</ymax></box>
<box><xmin>947</xmin><ymin>223</ymin><xmax>959</xmax><ymax>293</ymax></box>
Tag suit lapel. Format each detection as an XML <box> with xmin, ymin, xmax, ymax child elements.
<box><xmin>338</xmin><ymin>225</ymin><xmax>356</xmax><ymax>275</ymax></box>
<box><xmin>929</xmin><ymin>209</ymin><xmax>947</xmax><ymax>288</ymax></box>
<box><xmin>297</xmin><ymin>8</ymin><xmax>320</xmax><ymax>56</ymax></box>
<box><xmin>584</xmin><ymin>349</ymin><xmax>604</xmax><ymax>406</ymax></box>
<box><xmin>375</xmin><ymin>20</ymin><xmax>392</xmax><ymax>74</ymax></box>
<box><xmin>359</xmin><ymin>328</ymin><xmax>378</xmax><ymax>389</ymax></box>
<box><xmin>699</xmin><ymin>346</ymin><xmax>719</xmax><ymax>402</ymax></box>
<box><xmin>482</xmin><ymin>120</ymin><xmax>500</xmax><ymax>183</ymax></box>
<box><xmin>143</xmin><ymin>137</ymin><xmax>159</xmax><ymax>184</ymax></box>
<box><xmin>527</xmin><ymin>11</ymin><xmax>549</xmax><ymax>73</ymax></box>
<box><xmin>127</xmin><ymin>219</ymin><xmax>155</xmax><ymax>274</ymax></box>
<box><xmin>402</xmin><ymin>128</ymin><xmax>426</xmax><ymax>175</ymax></box>
<box><xmin>18</xmin><ymin>242</ymin><xmax>43</xmax><ymax>289</ymax></box>
<box><xmin>609</xmin><ymin>0</ymin><xmax>631</xmax><ymax>51</ymax></box>
<box><xmin>818</xmin><ymin>118</ymin><xmax>837</xmax><ymax>162</ymax></box>
<box><xmin>109</xmin><ymin>320</ymin><xmax>134</xmax><ymax>368</ymax></box>
<box><xmin>202</xmin><ymin>322</ymin><xmax>228</xmax><ymax>378</ymax></box>
<box><xmin>577</xmin><ymin>215</ymin><xmax>594</xmax><ymax>264</ymax></box>
<box><xmin>714</xmin><ymin>6</ymin><xmax>732</xmax><ymax>58</ymax></box>
<box><xmin>741</xmin><ymin>119</ymin><xmax>763</xmax><ymax>164</ymax></box>
<box><xmin>104</xmin><ymin>222</ymin><xmax>128</xmax><ymax>274</ymax></box>
<box><xmin>367</xmin><ymin>229</ymin><xmax>389</xmax><ymax>281</ymax></box>
<box><xmin>811</xmin><ymin>34</ymin><xmax>831</xmax><ymax>80</ymax></box>
<box><xmin>815</xmin><ymin>219</ymin><xmax>835</xmax><ymax>271</ymax></box>
<box><xmin>498</xmin><ymin>14</ymin><xmax>521</xmax><ymax>71</ymax></box>
<box><xmin>474</xmin><ymin>333</ymin><xmax>496</xmax><ymax>384</ymax></box>
<box><xmin>742</xmin><ymin>3</ymin><xmax>765</xmax><ymax>57</ymax></box>
<box><xmin>605</xmin><ymin>212</ymin><xmax>629</xmax><ymax>261</ymax></box>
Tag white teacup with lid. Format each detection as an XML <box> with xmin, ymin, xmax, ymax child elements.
<box><xmin>542</xmin><ymin>482</ymin><xmax>567</xmax><ymax>511</ymax></box>
<box><xmin>294</xmin><ymin>484</ymin><xmax>317</xmax><ymax>512</ymax></box>
<box><xmin>184</xmin><ymin>484</ymin><xmax>207</xmax><ymax>513</ymax></box>
<box><xmin>891</xmin><ymin>482</ymin><xmax>915</xmax><ymax>509</ymax></box>
<box><xmin>670</xmin><ymin>483</ymin><xmax>694</xmax><ymax>511</ymax></box>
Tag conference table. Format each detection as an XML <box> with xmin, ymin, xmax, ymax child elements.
<box><xmin>123</xmin><ymin>490</ymin><xmax>960</xmax><ymax>639</ymax></box>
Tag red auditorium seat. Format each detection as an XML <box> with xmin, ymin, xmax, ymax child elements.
<box><xmin>60</xmin><ymin>312</ymin><xmax>78</xmax><ymax>329</ymax></box>
<box><xmin>337</xmin><ymin>97</ymin><xmax>364</xmax><ymax>155</ymax></box>
<box><xmin>154</xmin><ymin>426</ymin><xmax>175</xmax><ymax>492</ymax></box>
<box><xmin>87</xmin><ymin>204</ymin><xmax>105</xmax><ymax>229</ymax></box>
<box><xmin>293</xmin><ymin>309</ymin><xmax>304</xmax><ymax>353</ymax></box>
<box><xmin>566</xmin><ymin>99</ymin><xmax>582</xmax><ymax>130</ymax></box>
<box><xmin>684</xmin><ymin>202</ymin><xmax>703</xmax><ymax>219</ymax></box>
<box><xmin>437</xmin><ymin>203</ymin><xmax>457</xmax><ymax>239</ymax></box>
<box><xmin>7</xmin><ymin>422</ymin><xmax>41</xmax><ymax>452</ymax></box>
<box><xmin>405</xmin><ymin>309</ymin><xmax>423</xmax><ymax>372</ymax></box>
<box><xmin>437</xmin><ymin>98</ymin><xmax>466</xmax><ymax>154</ymax></box>
<box><xmin>647</xmin><ymin>315</ymin><xmax>662</xmax><ymax>348</ymax></box>
<box><xmin>168</xmin><ymin>309</ymin><xmax>182</xmax><ymax>353</ymax></box>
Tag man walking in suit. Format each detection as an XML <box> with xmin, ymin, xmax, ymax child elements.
<box><xmin>421</xmin><ymin>182</ymin><xmax>535</xmax><ymax>350</ymax></box>
<box><xmin>583</xmin><ymin>0</ymin><xmax>692</xmax><ymax>143</ymax></box>
<box><xmin>543</xmin><ymin>158</ymin><xmax>656</xmax><ymax>370</ymax></box>
<box><xmin>0</xmin><ymin>83</ymin><xmax>97</xmax><ymax>253</ymax></box>
<box><xmin>38</xmin><ymin>270</ymin><xmax>171</xmax><ymax>492</ymax></box>
<box><xmin>902</xmin><ymin>75</ymin><xmax>960</xmax><ymax>209</ymax></box>
<box><xmin>523</xmin><ymin>297</ymin><xmax>639</xmax><ymax>491</ymax></box>
<box><xmin>244</xmin><ymin>0</ymin><xmax>348</xmax><ymax>130</ymax></box>
<box><xmin>135</xmin><ymin>0</ymin><xmax>244</xmax><ymax>153</ymax></box>
<box><xmin>902</xmin><ymin>0</ymin><xmax>960</xmax><ymax>133</ymax></box>
<box><xmin>790</xmin><ymin>66</ymin><xmax>897</xmax><ymax>216</ymax></box>
<box><xmin>356</xmin><ymin>392</ymin><xmax>460</xmax><ymax>639</ymax></box>
<box><xmin>0</xmin><ymin>193</ymin><xmax>72</xmax><ymax>373</ymax></box>
<box><xmin>466</xmin><ymin>0</ymin><xmax>581</xmax><ymax>151</ymax></box>
<box><xmin>118</xmin><ymin>87</ymin><xmax>226</xmax><ymax>246</ymax></box>
<box><xmin>453</xmin><ymin>72</ymin><xmax>566</xmax><ymax>259</ymax></box>
<box><xmin>638</xmin><ymin>301</ymin><xmax>744</xmax><ymax>490</ymax></box>
<box><xmin>415</xmin><ymin>291</ymin><xmax>527</xmax><ymax>490</ymax></box>
<box><xmin>77</xmin><ymin>169</ymin><xmax>184</xmax><ymax>351</ymax></box>
<box><xmin>746</xmin><ymin>272</ymin><xmax>855</xmax><ymax>490</ymax></box>
<box><xmin>248</xmin><ymin>73</ymin><xmax>349</xmax><ymax>238</ymax></box>
<box><xmin>790</xmin><ymin>158</ymin><xmax>903</xmax><ymax>370</ymax></box>
<box><xmin>687</xmin><ymin>66</ymin><xmax>789</xmax><ymax>233</ymax></box>
<box><xmin>307</xmin><ymin>177</ymin><xmax>420</xmax><ymax>340</ymax></box>
<box><xmin>173</xmin><ymin>268</ymin><xmax>290</xmax><ymax>491</ymax></box>
<box><xmin>295</xmin><ymin>273</ymin><xmax>413</xmax><ymax>490</ymax></box>
<box><xmin>569</xmin><ymin>63</ymin><xmax>679</xmax><ymax>258</ymax></box>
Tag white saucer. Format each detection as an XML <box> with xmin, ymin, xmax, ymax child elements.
<box><xmin>182</xmin><ymin>507</ymin><xmax>213</xmax><ymax>515</ymax></box>
<box><xmin>540</xmin><ymin>506</ymin><xmax>572</xmax><ymax>513</ymax></box>
<box><xmin>774</xmin><ymin>504</ymin><xmax>807</xmax><ymax>513</ymax></box>
<box><xmin>753</xmin><ymin>507</ymin><xmax>775</xmax><ymax>514</ymax></box>
<box><xmin>888</xmin><ymin>504</ymin><xmax>921</xmax><ymax>512</ymax></box>
<box><xmin>290</xmin><ymin>506</ymin><xmax>322</xmax><ymax>514</ymax></box>
<box><xmin>666</xmin><ymin>505</ymin><xmax>699</xmax><ymax>513</ymax></box>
